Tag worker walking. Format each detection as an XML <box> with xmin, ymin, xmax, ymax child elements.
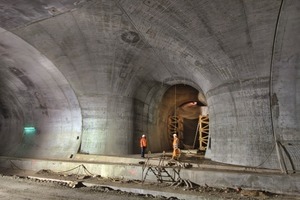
<box><xmin>140</xmin><ymin>134</ymin><xmax>147</xmax><ymax>158</ymax></box>
<box><xmin>172</xmin><ymin>134</ymin><xmax>180</xmax><ymax>160</ymax></box>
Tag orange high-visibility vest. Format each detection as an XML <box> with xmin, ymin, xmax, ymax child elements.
<box><xmin>140</xmin><ymin>137</ymin><xmax>147</xmax><ymax>148</ymax></box>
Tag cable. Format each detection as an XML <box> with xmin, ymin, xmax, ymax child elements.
<box><xmin>240</xmin><ymin>0</ymin><xmax>285</xmax><ymax>171</ymax></box>
<box><xmin>255</xmin><ymin>143</ymin><xmax>276</xmax><ymax>168</ymax></box>
<box><xmin>56</xmin><ymin>164</ymin><xmax>96</xmax><ymax>176</ymax></box>
<box><xmin>174</xmin><ymin>85</ymin><xmax>176</xmax><ymax>116</ymax></box>
<box><xmin>9</xmin><ymin>160</ymin><xmax>24</xmax><ymax>171</ymax></box>
<box><xmin>56</xmin><ymin>165</ymin><xmax>82</xmax><ymax>174</ymax></box>
<box><xmin>268</xmin><ymin>0</ymin><xmax>287</xmax><ymax>173</ymax></box>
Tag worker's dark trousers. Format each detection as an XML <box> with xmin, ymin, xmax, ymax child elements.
<box><xmin>141</xmin><ymin>147</ymin><xmax>146</xmax><ymax>158</ymax></box>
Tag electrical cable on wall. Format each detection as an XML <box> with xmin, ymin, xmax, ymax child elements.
<box><xmin>174</xmin><ymin>85</ymin><xmax>177</xmax><ymax>135</ymax></box>
<box><xmin>268</xmin><ymin>0</ymin><xmax>287</xmax><ymax>174</ymax></box>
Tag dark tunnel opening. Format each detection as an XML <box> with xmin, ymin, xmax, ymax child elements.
<box><xmin>162</xmin><ymin>84</ymin><xmax>208</xmax><ymax>154</ymax></box>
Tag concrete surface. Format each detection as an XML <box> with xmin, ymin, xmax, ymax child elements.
<box><xmin>0</xmin><ymin>155</ymin><xmax>299</xmax><ymax>196</ymax></box>
<box><xmin>0</xmin><ymin>0</ymin><xmax>299</xmax><ymax>193</ymax></box>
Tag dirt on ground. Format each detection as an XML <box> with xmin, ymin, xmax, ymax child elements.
<box><xmin>0</xmin><ymin>168</ymin><xmax>299</xmax><ymax>200</ymax></box>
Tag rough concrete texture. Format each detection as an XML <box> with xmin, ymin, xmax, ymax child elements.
<box><xmin>1</xmin><ymin>171</ymin><xmax>298</xmax><ymax>200</ymax></box>
<box><xmin>0</xmin><ymin>0</ymin><xmax>299</xmax><ymax>181</ymax></box>
<box><xmin>0</xmin><ymin>156</ymin><xmax>299</xmax><ymax>196</ymax></box>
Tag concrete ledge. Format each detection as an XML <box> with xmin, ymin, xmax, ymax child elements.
<box><xmin>0</xmin><ymin>156</ymin><xmax>299</xmax><ymax>196</ymax></box>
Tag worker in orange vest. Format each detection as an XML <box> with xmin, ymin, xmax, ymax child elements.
<box><xmin>172</xmin><ymin>134</ymin><xmax>180</xmax><ymax>160</ymax></box>
<box><xmin>140</xmin><ymin>134</ymin><xmax>147</xmax><ymax>158</ymax></box>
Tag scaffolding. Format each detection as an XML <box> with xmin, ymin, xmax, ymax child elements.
<box><xmin>199</xmin><ymin>115</ymin><xmax>209</xmax><ymax>151</ymax></box>
<box><xmin>168</xmin><ymin>115</ymin><xmax>183</xmax><ymax>140</ymax></box>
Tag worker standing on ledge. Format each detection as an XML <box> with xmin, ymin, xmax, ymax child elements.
<box><xmin>172</xmin><ymin>134</ymin><xmax>180</xmax><ymax>160</ymax></box>
<box><xmin>140</xmin><ymin>134</ymin><xmax>147</xmax><ymax>158</ymax></box>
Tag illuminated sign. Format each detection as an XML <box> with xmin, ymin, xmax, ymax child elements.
<box><xmin>23</xmin><ymin>127</ymin><xmax>36</xmax><ymax>135</ymax></box>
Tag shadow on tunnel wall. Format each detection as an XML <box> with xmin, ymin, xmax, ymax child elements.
<box><xmin>0</xmin><ymin>71</ymin><xmax>24</xmax><ymax>156</ymax></box>
<box><xmin>0</xmin><ymin>30</ymin><xmax>82</xmax><ymax>160</ymax></box>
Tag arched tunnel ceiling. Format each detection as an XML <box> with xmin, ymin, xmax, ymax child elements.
<box><xmin>0</xmin><ymin>0</ymin><xmax>283</xmax><ymax>93</ymax></box>
<box><xmin>0</xmin><ymin>0</ymin><xmax>299</xmax><ymax>169</ymax></box>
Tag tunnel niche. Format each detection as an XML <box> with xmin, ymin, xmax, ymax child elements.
<box><xmin>143</xmin><ymin>84</ymin><xmax>207</xmax><ymax>155</ymax></box>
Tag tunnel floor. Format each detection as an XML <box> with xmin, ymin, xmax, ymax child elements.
<box><xmin>0</xmin><ymin>167</ymin><xmax>298</xmax><ymax>200</ymax></box>
<box><xmin>0</xmin><ymin>152</ymin><xmax>299</xmax><ymax>200</ymax></box>
<box><xmin>0</xmin><ymin>151</ymin><xmax>299</xmax><ymax>198</ymax></box>
<box><xmin>0</xmin><ymin>151</ymin><xmax>299</xmax><ymax>199</ymax></box>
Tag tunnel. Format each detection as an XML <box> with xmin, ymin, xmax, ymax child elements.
<box><xmin>0</xmin><ymin>0</ymin><xmax>299</xmax><ymax>175</ymax></box>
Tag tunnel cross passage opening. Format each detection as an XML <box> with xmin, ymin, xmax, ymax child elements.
<box><xmin>163</xmin><ymin>85</ymin><xmax>208</xmax><ymax>156</ymax></box>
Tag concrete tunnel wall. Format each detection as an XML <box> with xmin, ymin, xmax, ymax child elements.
<box><xmin>0</xmin><ymin>28</ymin><xmax>82</xmax><ymax>158</ymax></box>
<box><xmin>0</xmin><ymin>0</ymin><xmax>299</xmax><ymax>170</ymax></box>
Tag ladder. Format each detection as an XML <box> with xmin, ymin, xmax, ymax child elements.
<box><xmin>142</xmin><ymin>154</ymin><xmax>181</xmax><ymax>183</ymax></box>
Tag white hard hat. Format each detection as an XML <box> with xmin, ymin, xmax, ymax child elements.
<box><xmin>142</xmin><ymin>134</ymin><xmax>146</xmax><ymax>137</ymax></box>
<box><xmin>173</xmin><ymin>134</ymin><xmax>177</xmax><ymax>137</ymax></box>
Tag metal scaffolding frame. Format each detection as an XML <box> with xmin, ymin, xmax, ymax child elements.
<box><xmin>199</xmin><ymin>115</ymin><xmax>209</xmax><ymax>151</ymax></box>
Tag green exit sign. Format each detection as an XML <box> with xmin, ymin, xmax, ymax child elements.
<box><xmin>23</xmin><ymin>127</ymin><xmax>36</xmax><ymax>135</ymax></box>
